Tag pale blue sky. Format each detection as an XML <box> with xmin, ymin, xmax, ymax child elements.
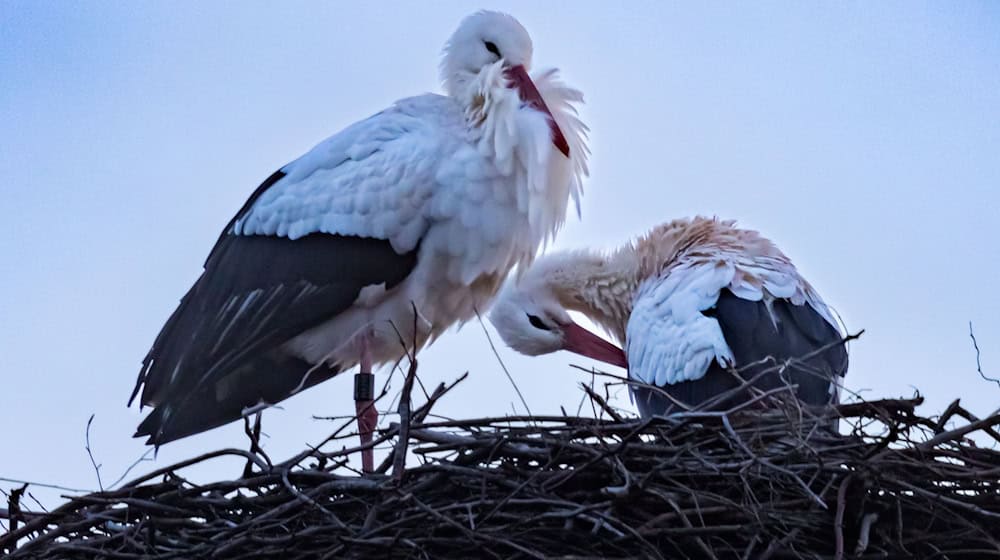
<box><xmin>2</xmin><ymin>2</ymin><xmax>998</xmax><ymax>507</ymax></box>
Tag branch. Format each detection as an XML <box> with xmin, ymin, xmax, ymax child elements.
<box><xmin>376</xmin><ymin>372</ymin><xmax>468</xmax><ymax>474</ymax></box>
<box><xmin>475</xmin><ymin>306</ymin><xmax>533</xmax><ymax>417</ymax></box>
<box><xmin>84</xmin><ymin>414</ymin><xmax>103</xmax><ymax>492</ymax></box>
<box><xmin>393</xmin><ymin>355</ymin><xmax>418</xmax><ymax>482</ymax></box>
<box><xmin>969</xmin><ymin>321</ymin><xmax>1000</xmax><ymax>389</ymax></box>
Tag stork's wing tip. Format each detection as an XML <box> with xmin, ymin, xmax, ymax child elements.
<box><xmin>133</xmin><ymin>414</ymin><xmax>162</xmax><ymax>446</ymax></box>
<box><xmin>128</xmin><ymin>366</ymin><xmax>150</xmax><ymax>408</ymax></box>
<box><xmin>133</xmin><ymin>430</ymin><xmax>161</xmax><ymax>450</ymax></box>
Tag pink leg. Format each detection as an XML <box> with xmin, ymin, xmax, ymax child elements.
<box><xmin>354</xmin><ymin>337</ymin><xmax>376</xmax><ymax>474</ymax></box>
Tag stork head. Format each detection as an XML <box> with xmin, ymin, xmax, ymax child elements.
<box><xmin>441</xmin><ymin>11</ymin><xmax>571</xmax><ymax>157</ymax></box>
<box><xmin>489</xmin><ymin>275</ymin><xmax>628</xmax><ymax>368</ymax></box>
<box><xmin>441</xmin><ymin>11</ymin><xmax>533</xmax><ymax>97</ymax></box>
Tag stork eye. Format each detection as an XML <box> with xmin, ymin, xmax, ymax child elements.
<box><xmin>527</xmin><ymin>314</ymin><xmax>551</xmax><ymax>331</ymax></box>
<box><xmin>484</xmin><ymin>41</ymin><xmax>501</xmax><ymax>57</ymax></box>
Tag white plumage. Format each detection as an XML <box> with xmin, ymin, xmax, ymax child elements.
<box><xmin>131</xmin><ymin>11</ymin><xmax>588</xmax><ymax>451</ymax></box>
<box><xmin>274</xmin><ymin>62</ymin><xmax>588</xmax><ymax>373</ymax></box>
<box><xmin>627</xmin><ymin>264</ymin><xmax>738</xmax><ymax>388</ymax></box>
<box><xmin>490</xmin><ymin>217</ymin><xmax>848</xmax><ymax>417</ymax></box>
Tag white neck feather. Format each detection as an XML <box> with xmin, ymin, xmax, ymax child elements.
<box><xmin>527</xmin><ymin>248</ymin><xmax>639</xmax><ymax>344</ymax></box>
<box><xmin>461</xmin><ymin>65</ymin><xmax>589</xmax><ymax>269</ymax></box>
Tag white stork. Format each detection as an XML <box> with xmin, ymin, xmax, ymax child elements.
<box><xmin>129</xmin><ymin>11</ymin><xmax>589</xmax><ymax>472</ymax></box>
<box><xmin>489</xmin><ymin>217</ymin><xmax>848</xmax><ymax>417</ymax></box>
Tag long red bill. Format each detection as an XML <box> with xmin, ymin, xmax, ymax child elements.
<box><xmin>504</xmin><ymin>64</ymin><xmax>571</xmax><ymax>158</ymax></box>
<box><xmin>562</xmin><ymin>322</ymin><xmax>628</xmax><ymax>369</ymax></box>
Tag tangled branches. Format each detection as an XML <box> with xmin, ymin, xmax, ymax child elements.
<box><xmin>3</xmin><ymin>381</ymin><xmax>1000</xmax><ymax>559</ymax></box>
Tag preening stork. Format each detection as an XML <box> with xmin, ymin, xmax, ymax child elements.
<box><xmin>490</xmin><ymin>217</ymin><xmax>848</xmax><ymax>417</ymax></box>
<box><xmin>129</xmin><ymin>11</ymin><xmax>589</xmax><ymax>472</ymax></box>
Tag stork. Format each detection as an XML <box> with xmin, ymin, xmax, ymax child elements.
<box><xmin>489</xmin><ymin>217</ymin><xmax>848</xmax><ymax>417</ymax></box>
<box><xmin>129</xmin><ymin>11</ymin><xmax>589</xmax><ymax>473</ymax></box>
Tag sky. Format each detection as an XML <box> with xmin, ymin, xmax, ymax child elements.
<box><xmin>2</xmin><ymin>2</ymin><xmax>999</xmax><ymax>509</ymax></box>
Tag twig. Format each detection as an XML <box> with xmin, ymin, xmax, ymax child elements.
<box><xmin>84</xmin><ymin>414</ymin><xmax>103</xmax><ymax>492</ymax></box>
<box><xmin>0</xmin><ymin>478</ymin><xmax>93</xmax><ymax>494</ymax></box>
<box><xmin>834</xmin><ymin>474</ymin><xmax>853</xmax><ymax>560</ymax></box>
<box><xmin>855</xmin><ymin>512</ymin><xmax>879</xmax><ymax>556</ymax></box>
<box><xmin>393</xmin><ymin>356</ymin><xmax>418</xmax><ymax>482</ymax></box>
<box><xmin>580</xmin><ymin>382</ymin><xmax>624</xmax><ymax>423</ymax></box>
<box><xmin>376</xmin><ymin>373</ymin><xmax>469</xmax><ymax>474</ymax></box>
<box><xmin>0</xmin><ymin>507</ymin><xmax>45</xmax><ymax>522</ymax></box>
<box><xmin>969</xmin><ymin>321</ymin><xmax>1000</xmax><ymax>389</ymax></box>
<box><xmin>5</xmin><ymin>484</ymin><xmax>27</xmax><ymax>538</ymax></box>
<box><xmin>242</xmin><ymin>412</ymin><xmax>272</xmax><ymax>478</ymax></box>
<box><xmin>108</xmin><ymin>448</ymin><xmax>155</xmax><ymax>490</ymax></box>
<box><xmin>475</xmin><ymin>306</ymin><xmax>533</xmax><ymax>417</ymax></box>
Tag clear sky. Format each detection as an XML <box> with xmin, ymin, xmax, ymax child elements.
<box><xmin>2</xmin><ymin>2</ymin><xmax>998</xmax><ymax>508</ymax></box>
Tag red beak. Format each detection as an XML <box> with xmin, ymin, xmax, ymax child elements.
<box><xmin>504</xmin><ymin>64</ymin><xmax>571</xmax><ymax>158</ymax></box>
<box><xmin>562</xmin><ymin>322</ymin><xmax>628</xmax><ymax>369</ymax></box>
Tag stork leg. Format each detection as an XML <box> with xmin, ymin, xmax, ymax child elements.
<box><xmin>354</xmin><ymin>338</ymin><xmax>376</xmax><ymax>474</ymax></box>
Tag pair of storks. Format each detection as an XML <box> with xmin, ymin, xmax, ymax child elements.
<box><xmin>130</xmin><ymin>11</ymin><xmax>848</xmax><ymax>471</ymax></box>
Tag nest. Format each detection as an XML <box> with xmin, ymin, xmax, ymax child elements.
<box><xmin>3</xmin><ymin>370</ymin><xmax>1000</xmax><ymax>559</ymax></box>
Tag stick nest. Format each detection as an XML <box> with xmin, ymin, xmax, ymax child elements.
<box><xmin>4</xmin><ymin>383</ymin><xmax>1000</xmax><ymax>559</ymax></box>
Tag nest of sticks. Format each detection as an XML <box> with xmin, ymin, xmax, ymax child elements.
<box><xmin>3</xmin><ymin>361</ymin><xmax>1000</xmax><ymax>560</ymax></box>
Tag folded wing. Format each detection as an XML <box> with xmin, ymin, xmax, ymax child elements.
<box><xmin>626</xmin><ymin>258</ymin><xmax>847</xmax><ymax>417</ymax></box>
<box><xmin>130</xmin><ymin>100</ymin><xmax>454</xmax><ymax>444</ymax></box>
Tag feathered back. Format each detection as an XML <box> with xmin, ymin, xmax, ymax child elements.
<box><xmin>633</xmin><ymin>216</ymin><xmax>840</xmax><ymax>333</ymax></box>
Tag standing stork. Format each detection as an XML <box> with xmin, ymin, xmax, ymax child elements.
<box><xmin>130</xmin><ymin>11</ymin><xmax>589</xmax><ymax>473</ymax></box>
<box><xmin>489</xmin><ymin>217</ymin><xmax>848</xmax><ymax>417</ymax></box>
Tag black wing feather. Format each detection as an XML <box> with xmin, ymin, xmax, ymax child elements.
<box><xmin>633</xmin><ymin>288</ymin><xmax>848</xmax><ymax>417</ymax></box>
<box><xmin>131</xmin><ymin>199</ymin><xmax>418</xmax><ymax>445</ymax></box>
<box><xmin>134</xmin><ymin>351</ymin><xmax>329</xmax><ymax>445</ymax></box>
